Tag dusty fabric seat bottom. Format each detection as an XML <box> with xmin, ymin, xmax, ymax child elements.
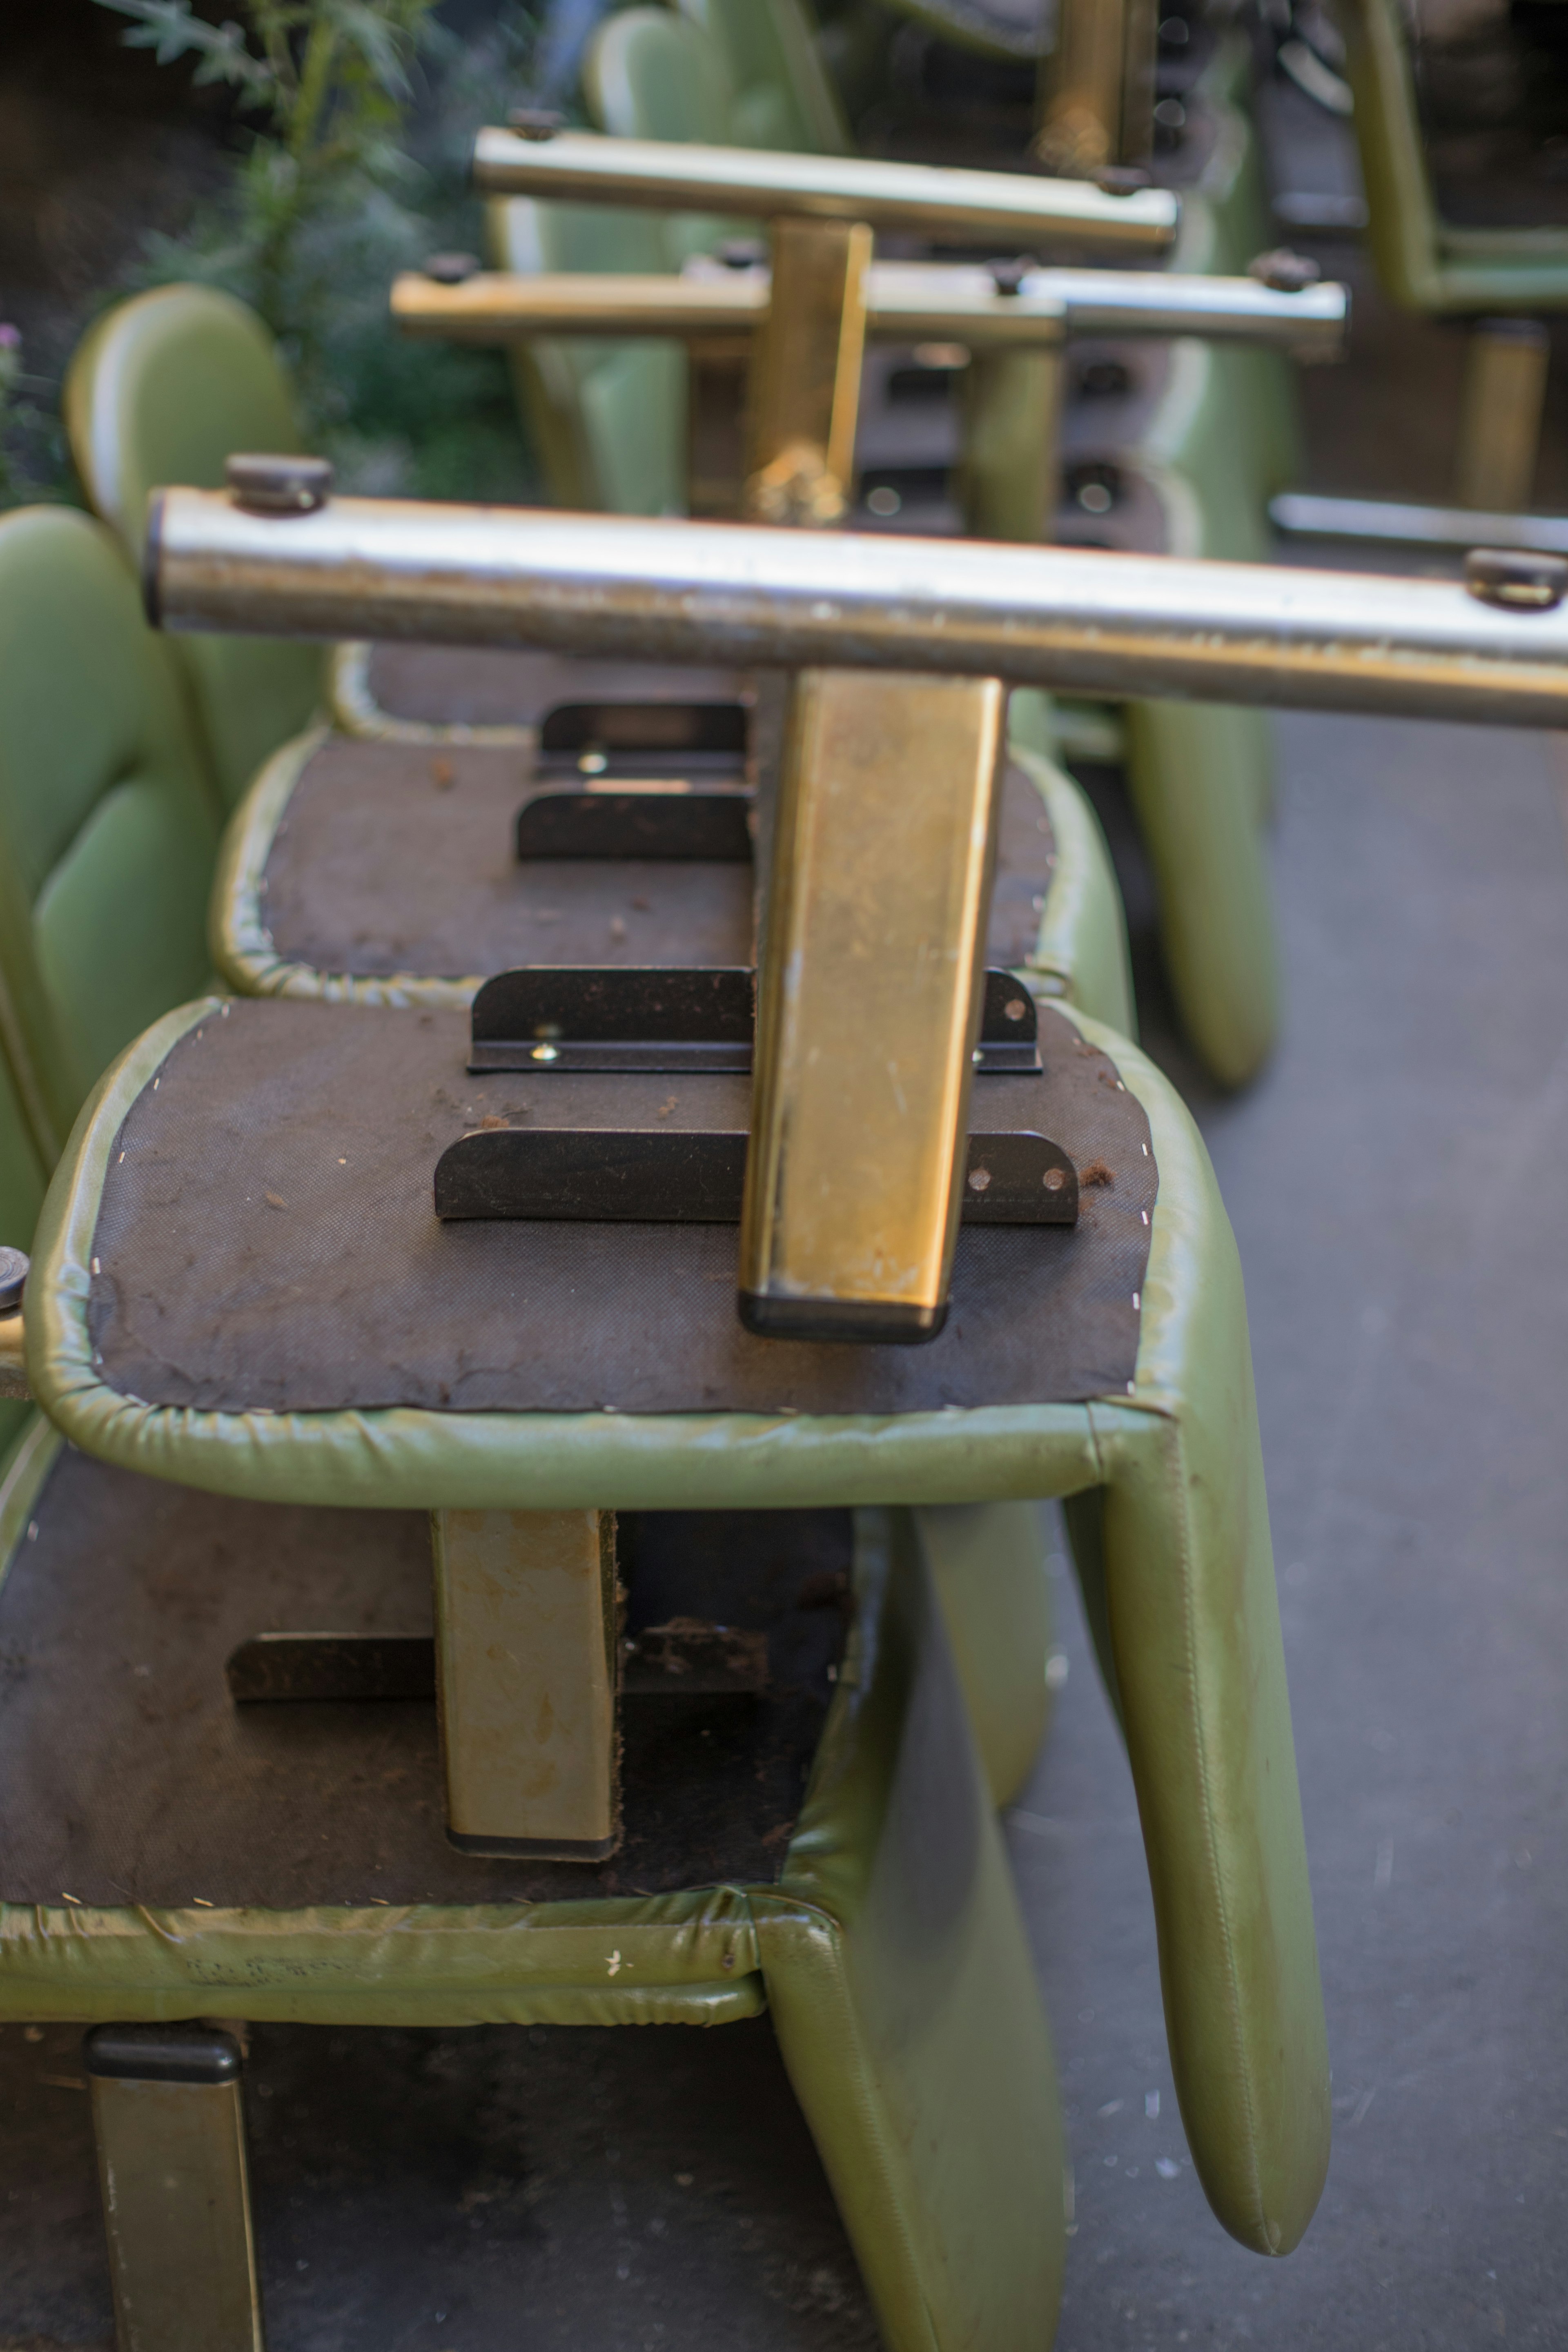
<box><xmin>0</xmin><ymin>1448</ymin><xmax>846</xmax><ymax>1912</ymax></box>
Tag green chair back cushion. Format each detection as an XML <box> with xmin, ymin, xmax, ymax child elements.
<box><xmin>64</xmin><ymin>285</ymin><xmax>323</xmax><ymax>808</ymax></box>
<box><xmin>679</xmin><ymin>0</ymin><xmax>852</xmax><ymax>152</ymax></box>
<box><xmin>0</xmin><ymin>508</ymin><xmax>218</xmax><ymax>1158</ymax></box>
<box><xmin>486</xmin><ymin>195</ymin><xmax>688</xmax><ymax>515</ymax></box>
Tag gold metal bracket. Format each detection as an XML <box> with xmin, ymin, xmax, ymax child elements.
<box><xmin>1035</xmin><ymin>0</ymin><xmax>1159</xmax><ymax>177</ymax></box>
<box><xmin>740</xmin><ymin>670</ymin><xmax>1007</xmax><ymax>1343</ymax></box>
<box><xmin>430</xmin><ymin>1506</ymin><xmax>621</xmax><ymax>1858</ymax></box>
<box><xmin>86</xmin><ymin>2026</ymin><xmax>264</xmax><ymax>2352</ymax></box>
<box><xmin>1456</xmin><ymin>319</ymin><xmax>1550</xmax><ymax>513</ymax></box>
<box><xmin>746</xmin><ymin>218</ymin><xmax>871</xmax><ymax>527</ymax></box>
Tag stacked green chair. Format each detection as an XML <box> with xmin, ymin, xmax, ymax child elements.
<box><xmin>56</xmin><ymin>283</ymin><xmax>1151</xmax><ymax>1817</ymax></box>
<box><xmin>0</xmin><ymin>505</ymin><xmax>221</xmax><ymax>1168</ymax></box>
<box><xmin>0</xmin><ymin>500</ymin><xmax>1329</xmax><ymax>2342</ymax></box>
<box><xmin>65</xmin><ymin>285</ymin><xmax>324</xmax><ymax>810</ymax></box>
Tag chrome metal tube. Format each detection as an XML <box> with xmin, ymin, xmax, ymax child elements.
<box><xmin>149</xmin><ymin>488</ymin><xmax>1568</xmax><ymax>727</ymax></box>
<box><xmin>471</xmin><ymin>127</ymin><xmax>1178</xmax><ymax>253</ymax></box>
<box><xmin>392</xmin><ymin>262</ymin><xmax>1346</xmax><ymax>355</ymax></box>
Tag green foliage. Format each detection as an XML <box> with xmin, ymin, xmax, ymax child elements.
<box><xmin>94</xmin><ymin>0</ymin><xmax>547</xmax><ymax>500</ymax></box>
<box><xmin>0</xmin><ymin>327</ymin><xmax>80</xmax><ymax>512</ymax></box>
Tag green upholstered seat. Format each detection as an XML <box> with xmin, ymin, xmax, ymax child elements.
<box><xmin>207</xmin><ymin>673</ymin><xmax>1131</xmax><ymax>1804</ymax></box>
<box><xmin>0</xmin><ymin>1445</ymin><xmax>1066</xmax><ymax>2348</ymax></box>
<box><xmin>212</xmin><ymin>683</ymin><xmax>1134</xmax><ymax>1046</ymax></box>
<box><xmin>27</xmin><ymin>986</ymin><xmax>1331</xmax><ymax>2266</ymax></box>
<box><xmin>482</xmin><ymin>189</ymin><xmax>690</xmax><ymax>517</ymax></box>
<box><xmin>64</xmin><ymin>284</ymin><xmax>325</xmax><ymax>809</ymax></box>
<box><xmin>0</xmin><ymin>508</ymin><xmax>220</xmax><ymax>1168</ymax></box>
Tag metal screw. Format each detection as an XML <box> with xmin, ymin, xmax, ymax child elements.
<box><xmin>967</xmin><ymin>1167</ymin><xmax>992</xmax><ymax>1192</ymax></box>
<box><xmin>1043</xmin><ymin>1167</ymin><xmax>1068</xmax><ymax>1192</ymax></box>
<box><xmin>508</xmin><ymin>107</ymin><xmax>565</xmax><ymax>139</ymax></box>
<box><xmin>717</xmin><ymin>237</ymin><xmax>767</xmax><ymax>271</ymax></box>
<box><xmin>530</xmin><ymin>1043</ymin><xmax>560</xmax><ymax>1063</ymax></box>
<box><xmin>424</xmin><ymin>251</ymin><xmax>480</xmax><ymax>285</ymax></box>
<box><xmin>990</xmin><ymin>256</ymin><xmax>1031</xmax><ymax>297</ymax></box>
<box><xmin>1004</xmin><ymin>996</ymin><xmax>1027</xmax><ymax>1022</ymax></box>
<box><xmin>1247</xmin><ymin>248</ymin><xmax>1321</xmax><ymax>294</ymax></box>
<box><xmin>0</xmin><ymin>1246</ymin><xmax>27</xmax><ymax>1314</ymax></box>
<box><xmin>1464</xmin><ymin>547</ymin><xmax>1568</xmax><ymax>611</ymax></box>
<box><xmin>226</xmin><ymin>453</ymin><xmax>333</xmax><ymax>515</ymax></box>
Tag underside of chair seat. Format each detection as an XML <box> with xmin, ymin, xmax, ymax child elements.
<box><xmin>70</xmin><ymin>997</ymin><xmax>1153</xmax><ymax>1421</ymax></box>
<box><xmin>218</xmin><ymin>721</ymin><xmax>1060</xmax><ymax>999</ymax></box>
<box><xmin>0</xmin><ymin>1444</ymin><xmax>844</xmax><ymax>1914</ymax></box>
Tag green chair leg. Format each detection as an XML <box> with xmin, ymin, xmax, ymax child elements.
<box><xmin>919</xmin><ymin>1499</ymin><xmax>1056</xmax><ymax>1809</ymax></box>
<box><xmin>1068</xmin><ymin>1057</ymin><xmax>1331</xmax><ymax>2255</ymax></box>
<box><xmin>757</xmin><ymin>1506</ymin><xmax>1066</xmax><ymax>2352</ymax></box>
<box><xmin>1125</xmin><ymin>698</ymin><xmax>1280</xmax><ymax>1089</ymax></box>
<box><xmin>85</xmin><ymin>2024</ymin><xmax>264</xmax><ymax>2352</ymax></box>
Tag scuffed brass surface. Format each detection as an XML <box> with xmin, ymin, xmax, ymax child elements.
<box><xmin>745</xmin><ymin>219</ymin><xmax>871</xmax><ymax>528</ymax></box>
<box><xmin>740</xmin><ymin>672</ymin><xmax>1005</xmax><ymax>1339</ymax></box>
<box><xmin>431</xmin><ymin>1507</ymin><xmax>620</xmax><ymax>1858</ymax></box>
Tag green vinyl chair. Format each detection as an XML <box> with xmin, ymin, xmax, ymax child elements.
<box><xmin>679</xmin><ymin>0</ymin><xmax>853</xmax><ymax>153</ymax></box>
<box><xmin>0</xmin><ymin>487</ymin><xmax>1063</xmax><ymax>2350</ymax></box>
<box><xmin>0</xmin><ymin>1047</ymin><xmax>47</xmax><ymax>1482</ymax></box>
<box><xmin>1</xmin><ymin>501</ymin><xmax>1328</xmax><ymax>2320</ymax></box>
<box><xmin>65</xmin><ymin>284</ymin><xmax>325</xmax><ymax>811</ymax></box>
<box><xmin>0</xmin><ymin>506</ymin><xmax>220</xmax><ymax>1171</ymax></box>
<box><xmin>21</xmin><ymin>974</ymin><xmax>1332</xmax><ymax>2303</ymax></box>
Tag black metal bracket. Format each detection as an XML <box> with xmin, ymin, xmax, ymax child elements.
<box><xmin>225</xmin><ymin>1622</ymin><xmax>768</xmax><ymax>1704</ymax></box>
<box><xmin>468</xmin><ymin>965</ymin><xmax>1040</xmax><ymax>1077</ymax></box>
<box><xmin>434</xmin><ymin>1122</ymin><xmax>1075</xmax><ymax>1225</ymax></box>
<box><xmin>471</xmin><ymin>967</ymin><xmax>756</xmax><ymax>1073</ymax></box>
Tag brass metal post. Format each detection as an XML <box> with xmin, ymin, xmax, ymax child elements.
<box><xmin>1456</xmin><ymin>319</ymin><xmax>1550</xmax><ymax>512</ymax></box>
<box><xmin>746</xmin><ymin>218</ymin><xmax>872</xmax><ymax>527</ymax></box>
<box><xmin>85</xmin><ymin>2025</ymin><xmax>264</xmax><ymax>2352</ymax></box>
<box><xmin>431</xmin><ymin>1507</ymin><xmax>621</xmax><ymax>1858</ymax></box>
<box><xmin>1035</xmin><ymin>0</ymin><xmax>1159</xmax><ymax>178</ymax></box>
<box><xmin>740</xmin><ymin>671</ymin><xmax>1006</xmax><ymax>1342</ymax></box>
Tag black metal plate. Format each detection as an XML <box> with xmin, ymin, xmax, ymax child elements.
<box><xmin>535</xmin><ymin>698</ymin><xmax>749</xmax><ymax>782</ymax></box>
<box><xmin>515</xmin><ymin>788</ymin><xmax>753</xmax><ymax>862</ymax></box>
<box><xmin>470</xmin><ymin>967</ymin><xmax>755</xmax><ymax>1074</ymax></box>
<box><xmin>224</xmin><ymin>1624</ymin><xmax>768</xmax><ymax>1703</ymax></box>
<box><xmin>434</xmin><ymin>1125</ymin><xmax>1076</xmax><ymax>1226</ymax></box>
<box><xmin>468</xmin><ymin>967</ymin><xmax>1038</xmax><ymax>1076</ymax></box>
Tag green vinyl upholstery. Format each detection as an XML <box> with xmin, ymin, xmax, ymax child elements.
<box><xmin>0</xmin><ymin>1049</ymin><xmax>47</xmax><ymax>1481</ymax></box>
<box><xmin>0</xmin><ymin>508</ymin><xmax>219</xmax><ymax>1165</ymax></box>
<box><xmin>678</xmin><ymin>0</ymin><xmax>853</xmax><ymax>154</ymax></box>
<box><xmin>29</xmin><ymin>989</ymin><xmax>1330</xmax><ymax>2263</ymax></box>
<box><xmin>0</xmin><ymin>1462</ymin><xmax>1066</xmax><ymax>2350</ymax></box>
<box><xmin>484</xmin><ymin>192</ymin><xmax>689</xmax><ymax>516</ymax></box>
<box><xmin>64</xmin><ymin>284</ymin><xmax>325</xmax><ymax>808</ymax></box>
